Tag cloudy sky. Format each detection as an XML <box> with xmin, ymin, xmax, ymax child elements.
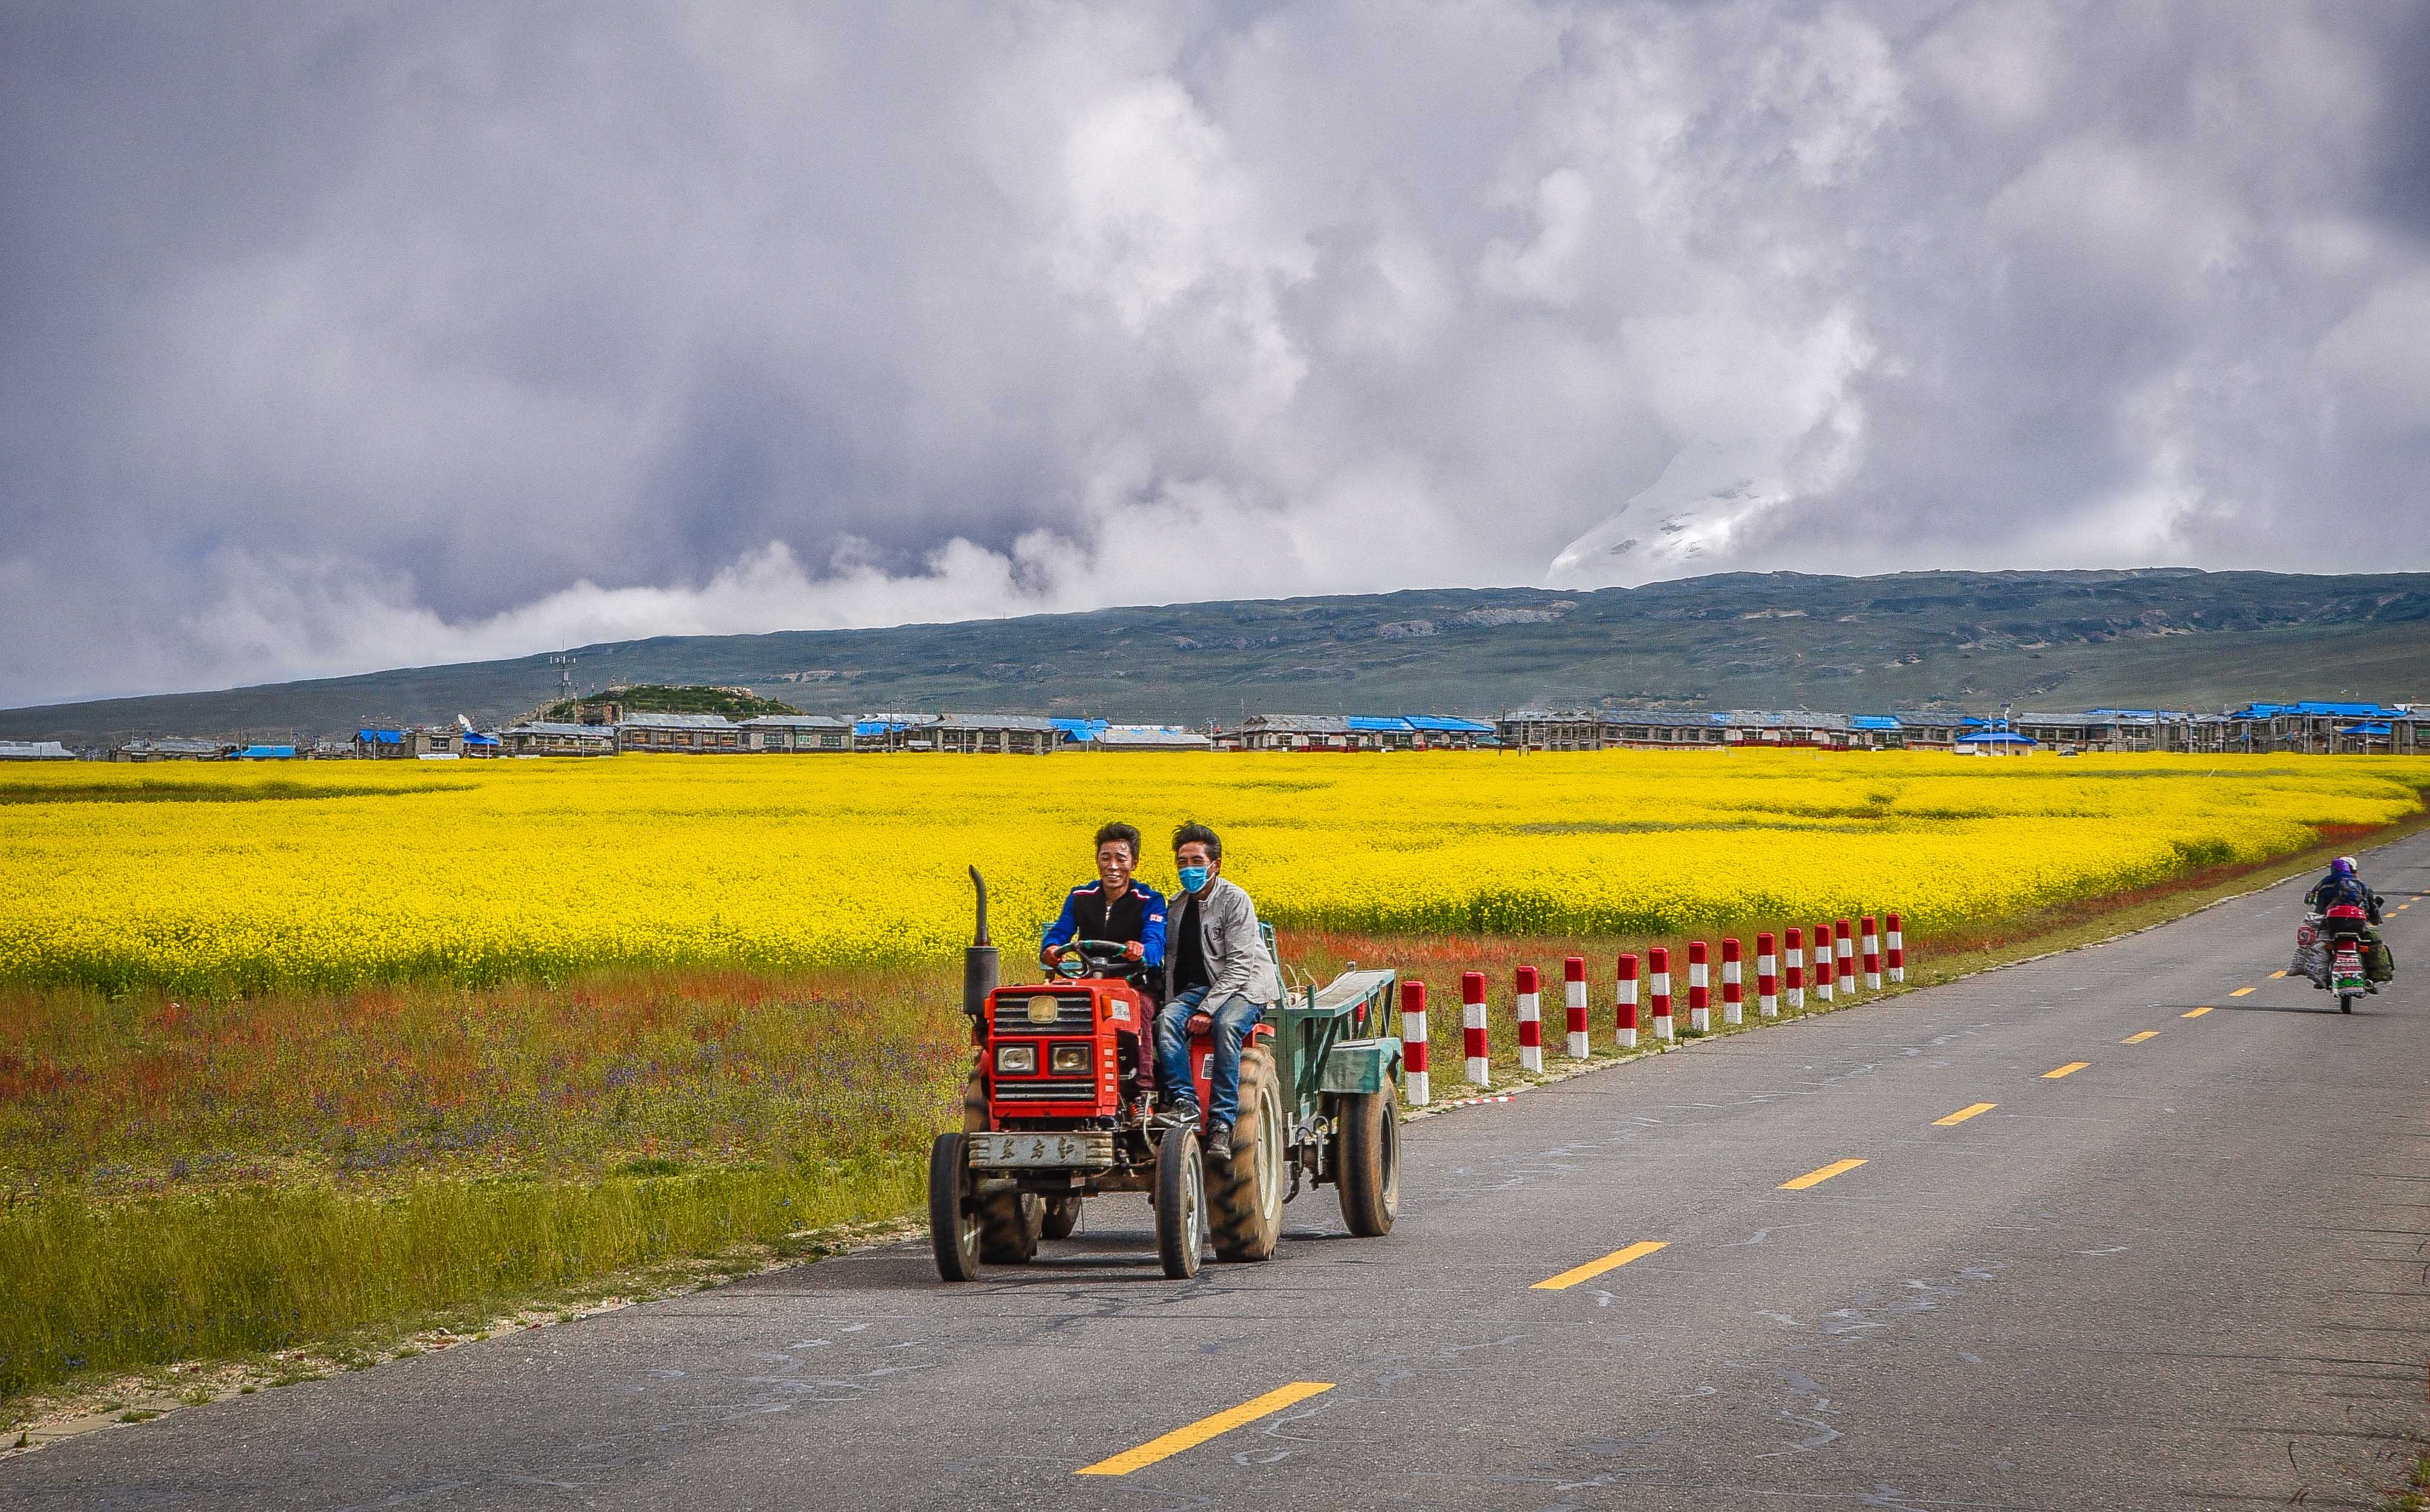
<box><xmin>6</xmin><ymin>2</ymin><xmax>2428</xmax><ymax>707</ymax></box>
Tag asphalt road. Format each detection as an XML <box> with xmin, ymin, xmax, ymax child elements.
<box><xmin>8</xmin><ymin>836</ymin><xmax>2428</xmax><ymax>1511</ymax></box>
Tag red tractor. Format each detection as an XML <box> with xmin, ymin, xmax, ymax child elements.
<box><xmin>930</xmin><ymin>871</ymin><xmax>1403</xmax><ymax>1280</ymax></box>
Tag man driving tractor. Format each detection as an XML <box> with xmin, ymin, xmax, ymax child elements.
<box><xmin>1041</xmin><ymin>822</ymin><xmax>1166</xmax><ymax>986</ymax></box>
<box><xmin>1154</xmin><ymin>822</ymin><xmax>1283</xmax><ymax>1162</ymax></box>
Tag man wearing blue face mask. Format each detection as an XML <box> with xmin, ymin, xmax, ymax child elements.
<box><xmin>1154</xmin><ymin>822</ymin><xmax>1283</xmax><ymax>1162</ymax></box>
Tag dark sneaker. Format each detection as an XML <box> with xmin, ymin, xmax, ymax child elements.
<box><xmin>1205</xmin><ymin>1124</ymin><xmax>1234</xmax><ymax>1162</ymax></box>
<box><xmin>1161</xmin><ymin>1101</ymin><xmax>1202</xmax><ymax>1130</ymax></box>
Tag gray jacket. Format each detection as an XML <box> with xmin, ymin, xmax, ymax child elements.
<box><xmin>1166</xmin><ymin>876</ymin><xmax>1284</xmax><ymax>1005</ymax></box>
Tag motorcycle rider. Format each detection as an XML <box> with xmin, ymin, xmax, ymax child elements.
<box><xmin>2304</xmin><ymin>856</ymin><xmax>2392</xmax><ymax>986</ymax></box>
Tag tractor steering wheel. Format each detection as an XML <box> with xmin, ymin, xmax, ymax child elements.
<box><xmin>1053</xmin><ymin>938</ymin><xmax>1136</xmax><ymax>980</ymax></box>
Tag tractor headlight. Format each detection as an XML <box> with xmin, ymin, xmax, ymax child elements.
<box><xmin>995</xmin><ymin>1044</ymin><xmax>1037</xmax><ymax>1075</ymax></box>
<box><xmin>1049</xmin><ymin>1043</ymin><xmax>1090</xmax><ymax>1075</ymax></box>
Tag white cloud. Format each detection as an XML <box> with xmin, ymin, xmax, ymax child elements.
<box><xmin>5</xmin><ymin>1</ymin><xmax>2429</xmax><ymax>707</ymax></box>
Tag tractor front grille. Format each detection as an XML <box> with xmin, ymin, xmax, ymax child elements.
<box><xmin>993</xmin><ymin>1076</ymin><xmax>1098</xmax><ymax>1103</ymax></box>
<box><xmin>991</xmin><ymin>991</ymin><xmax>1095</xmax><ymax>1035</ymax></box>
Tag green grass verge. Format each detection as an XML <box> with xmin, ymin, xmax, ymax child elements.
<box><xmin>0</xmin><ymin>1157</ymin><xmax>919</xmax><ymax>1402</ymax></box>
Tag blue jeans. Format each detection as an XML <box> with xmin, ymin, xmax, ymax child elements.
<box><xmin>1154</xmin><ymin>987</ymin><xmax>1263</xmax><ymax>1127</ymax></box>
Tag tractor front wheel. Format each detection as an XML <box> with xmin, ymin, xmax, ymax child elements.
<box><xmin>976</xmin><ymin>1183</ymin><xmax>1042</xmax><ymax>1263</ymax></box>
<box><xmin>1209</xmin><ymin>1047</ymin><xmax>1283</xmax><ymax>1262</ymax></box>
<box><xmin>1154</xmin><ymin>1127</ymin><xmax>1207</xmax><ymax>1280</ymax></box>
<box><xmin>1041</xmin><ymin>1195</ymin><xmax>1082</xmax><ymax>1240</ymax></box>
<box><xmin>1334</xmin><ymin>1088</ymin><xmax>1400</xmax><ymax>1237</ymax></box>
<box><xmin>929</xmin><ymin>1133</ymin><xmax>983</xmax><ymax>1281</ymax></box>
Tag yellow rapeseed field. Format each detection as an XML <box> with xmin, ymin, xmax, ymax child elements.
<box><xmin>2</xmin><ymin>751</ymin><xmax>2425</xmax><ymax>993</ymax></box>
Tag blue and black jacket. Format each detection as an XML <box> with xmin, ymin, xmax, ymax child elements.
<box><xmin>1042</xmin><ymin>879</ymin><xmax>1168</xmax><ymax>967</ymax></box>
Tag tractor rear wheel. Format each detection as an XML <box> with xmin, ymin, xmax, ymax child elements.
<box><xmin>1154</xmin><ymin>1127</ymin><xmax>1207</xmax><ymax>1280</ymax></box>
<box><xmin>1209</xmin><ymin>1047</ymin><xmax>1283</xmax><ymax>1262</ymax></box>
<box><xmin>961</xmin><ymin>1070</ymin><xmax>988</xmax><ymax>1131</ymax></box>
<box><xmin>1041</xmin><ymin>1195</ymin><xmax>1082</xmax><ymax>1240</ymax></box>
<box><xmin>929</xmin><ymin>1133</ymin><xmax>983</xmax><ymax>1281</ymax></box>
<box><xmin>1334</xmin><ymin>1088</ymin><xmax>1400</xmax><ymax>1237</ymax></box>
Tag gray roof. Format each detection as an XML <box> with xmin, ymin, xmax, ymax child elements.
<box><xmin>1601</xmin><ymin>708</ymin><xmax>1720</xmax><ymax>726</ymax></box>
<box><xmin>1720</xmin><ymin>709</ymin><xmax>1851</xmax><ymax>731</ymax></box>
<box><xmin>1242</xmin><ymin>713</ymin><xmax>1350</xmax><ymax>734</ymax></box>
<box><xmin>116</xmin><ymin>738</ymin><xmax>227</xmax><ymax>754</ymax></box>
<box><xmin>505</xmin><ymin>721</ymin><xmax>617</xmax><ymax>738</ymax></box>
<box><xmin>741</xmin><ymin>715</ymin><xmax>852</xmax><ymax>730</ymax></box>
<box><xmin>1096</xmin><ymin>725</ymin><xmax>1212</xmax><ymax>748</ymax></box>
<box><xmin>931</xmin><ymin>713</ymin><xmax>1060</xmax><ymax>733</ymax></box>
<box><xmin>618</xmin><ymin>712</ymin><xmax>739</xmax><ymax>731</ymax></box>
<box><xmin>0</xmin><ymin>741</ymin><xmax>75</xmax><ymax>760</ymax></box>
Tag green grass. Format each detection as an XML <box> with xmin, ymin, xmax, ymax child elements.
<box><xmin>0</xmin><ymin>1160</ymin><xmax>919</xmax><ymax>1399</ymax></box>
<box><xmin>0</xmin><ymin>964</ymin><xmax>966</xmax><ymax>1404</ymax></box>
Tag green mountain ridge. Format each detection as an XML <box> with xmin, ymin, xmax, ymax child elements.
<box><xmin>7</xmin><ymin>568</ymin><xmax>2426</xmax><ymax>747</ymax></box>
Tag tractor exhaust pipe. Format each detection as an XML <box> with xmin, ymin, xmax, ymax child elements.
<box><xmin>963</xmin><ymin>865</ymin><xmax>998</xmax><ymax>1016</ymax></box>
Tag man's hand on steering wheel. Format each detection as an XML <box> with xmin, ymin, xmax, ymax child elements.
<box><xmin>1122</xmin><ymin>941</ymin><xmax>1144</xmax><ymax>963</ymax></box>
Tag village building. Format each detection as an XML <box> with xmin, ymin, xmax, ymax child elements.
<box><xmin>1094</xmin><ymin>724</ymin><xmax>1213</xmax><ymax>752</ymax></box>
<box><xmin>1346</xmin><ymin>716</ymin><xmax>1418</xmax><ymax>751</ymax></box>
<box><xmin>110</xmin><ymin>738</ymin><xmax>229</xmax><ymax>762</ymax></box>
<box><xmin>353</xmin><ymin>727</ymin><xmax>465</xmax><ymax>759</ymax></box>
<box><xmin>852</xmin><ymin>716</ymin><xmax>935</xmax><ymax>752</ymax></box>
<box><xmin>0</xmin><ymin>740</ymin><xmax>76</xmax><ymax>761</ymax></box>
<box><xmin>617</xmin><ymin>712</ymin><xmax>742</xmax><ymax>752</ymax></box>
<box><xmin>929</xmin><ymin>713</ymin><xmax>1059</xmax><ymax>754</ymax></box>
<box><xmin>1495</xmin><ymin>709</ymin><xmax>1601</xmax><ymax>751</ymax></box>
<box><xmin>2222</xmin><ymin>701</ymin><xmax>2419</xmax><ymax>755</ymax></box>
<box><xmin>1718</xmin><ymin>710</ymin><xmax>1850</xmax><ymax>749</ymax></box>
<box><xmin>1404</xmin><ymin>715</ymin><xmax>1496</xmax><ymax>750</ymax></box>
<box><xmin>233</xmin><ymin>743</ymin><xmax>300</xmax><ymax>760</ymax></box>
<box><xmin>1890</xmin><ymin>714</ymin><xmax>1965</xmax><ymax>750</ymax></box>
<box><xmin>499</xmin><ymin>721</ymin><xmax>620</xmax><ymax>756</ymax></box>
<box><xmin>741</xmin><ymin>714</ymin><xmax>854</xmax><ymax>753</ymax></box>
<box><xmin>1236</xmin><ymin>714</ymin><xmax>1352</xmax><ymax>751</ymax></box>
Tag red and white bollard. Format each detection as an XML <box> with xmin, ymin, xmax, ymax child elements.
<box><xmin>1784</xmin><ymin>927</ymin><xmax>1806</xmax><ymax>1011</ymax></box>
<box><xmin>1813</xmin><ymin>923</ymin><xmax>1835</xmax><ymax>1002</ymax></box>
<box><xmin>1687</xmin><ymin>942</ymin><xmax>1711</xmax><ymax>1033</ymax></box>
<box><xmin>1650</xmin><ymin>947</ymin><xmax>1675</xmax><ymax>1041</ymax></box>
<box><xmin>1616</xmin><ymin>954</ymin><xmax>1640</xmax><ymax>1049</ymax></box>
<box><xmin>1515</xmin><ymin>965</ymin><xmax>1544</xmax><ymax>1074</ymax></box>
<box><xmin>1400</xmin><ymin>978</ymin><xmax>1430</xmax><ymax>1107</ymax></box>
<box><xmin>1756</xmin><ymin>931</ymin><xmax>1780</xmax><ymax>1017</ymax></box>
<box><xmin>1861</xmin><ymin>914</ymin><xmax>1882</xmax><ymax>991</ymax></box>
<box><xmin>1721</xmin><ymin>937</ymin><xmax>1744</xmax><ymax>1026</ymax></box>
<box><xmin>1461</xmin><ymin>970</ymin><xmax>1491</xmax><ymax>1087</ymax></box>
<box><xmin>1564</xmin><ymin>956</ymin><xmax>1591</xmax><ymax>1059</ymax></box>
<box><xmin>1887</xmin><ymin>911</ymin><xmax>1906</xmax><ymax>983</ymax></box>
<box><xmin>1835</xmin><ymin>918</ymin><xmax>1856</xmax><ymax>995</ymax></box>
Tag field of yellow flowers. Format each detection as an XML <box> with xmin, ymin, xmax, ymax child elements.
<box><xmin>5</xmin><ymin>751</ymin><xmax>2428</xmax><ymax>995</ymax></box>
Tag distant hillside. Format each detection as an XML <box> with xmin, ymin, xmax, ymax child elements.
<box><xmin>7</xmin><ymin>568</ymin><xmax>2428</xmax><ymax>747</ymax></box>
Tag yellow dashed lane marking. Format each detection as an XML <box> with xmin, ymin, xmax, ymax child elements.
<box><xmin>2268</xmin><ymin>970</ymin><xmax>2286</xmax><ymax>979</ymax></box>
<box><xmin>2183</xmin><ymin>1006</ymin><xmax>2213</xmax><ymax>1018</ymax></box>
<box><xmin>1077</xmin><ymin>1383</ymin><xmax>1335</xmax><ymax>1476</ymax></box>
<box><xmin>2229</xmin><ymin>987</ymin><xmax>2256</xmax><ymax>997</ymax></box>
<box><xmin>1780</xmin><ymin>1158</ymin><xmax>1868</xmax><ymax>1190</ymax></box>
<box><xmin>2043</xmin><ymin>1062</ymin><xmax>2090</xmax><ymax>1079</ymax></box>
<box><xmin>1533</xmin><ymin>1240</ymin><xmax>1668</xmax><ymax>1291</ymax></box>
<box><xmin>1934</xmin><ymin>1102</ymin><xmax>1997</xmax><ymax>1127</ymax></box>
<box><xmin>2122</xmin><ymin>1030</ymin><xmax>2158</xmax><ymax>1044</ymax></box>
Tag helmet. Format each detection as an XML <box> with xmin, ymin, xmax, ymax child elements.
<box><xmin>2330</xmin><ymin>856</ymin><xmax>2357</xmax><ymax>877</ymax></box>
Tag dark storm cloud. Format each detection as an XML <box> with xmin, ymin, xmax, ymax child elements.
<box><xmin>4</xmin><ymin>1</ymin><xmax>2426</xmax><ymax>705</ymax></box>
